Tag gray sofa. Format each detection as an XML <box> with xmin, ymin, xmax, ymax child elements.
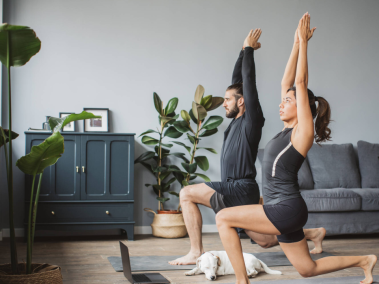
<box><xmin>256</xmin><ymin>140</ymin><xmax>379</xmax><ymax>236</ymax></box>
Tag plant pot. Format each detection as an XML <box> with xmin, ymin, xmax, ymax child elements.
<box><xmin>0</xmin><ymin>263</ymin><xmax>63</xmax><ymax>284</ymax></box>
<box><xmin>144</xmin><ymin>208</ymin><xmax>187</xmax><ymax>238</ymax></box>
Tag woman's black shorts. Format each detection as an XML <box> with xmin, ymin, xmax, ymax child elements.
<box><xmin>263</xmin><ymin>197</ymin><xmax>308</xmax><ymax>243</ymax></box>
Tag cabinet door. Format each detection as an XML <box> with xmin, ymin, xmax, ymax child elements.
<box><xmin>25</xmin><ymin>134</ymin><xmax>81</xmax><ymax>201</ymax></box>
<box><xmin>81</xmin><ymin>135</ymin><xmax>134</xmax><ymax>200</ymax></box>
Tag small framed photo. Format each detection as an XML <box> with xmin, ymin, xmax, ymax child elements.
<box><xmin>83</xmin><ymin>108</ymin><xmax>109</xmax><ymax>132</ymax></box>
<box><xmin>59</xmin><ymin>112</ymin><xmax>76</xmax><ymax>132</ymax></box>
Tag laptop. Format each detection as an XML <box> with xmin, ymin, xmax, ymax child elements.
<box><xmin>119</xmin><ymin>241</ymin><xmax>170</xmax><ymax>284</ymax></box>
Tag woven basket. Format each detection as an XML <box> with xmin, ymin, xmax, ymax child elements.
<box><xmin>0</xmin><ymin>263</ymin><xmax>63</xmax><ymax>284</ymax></box>
<box><xmin>144</xmin><ymin>208</ymin><xmax>187</xmax><ymax>238</ymax></box>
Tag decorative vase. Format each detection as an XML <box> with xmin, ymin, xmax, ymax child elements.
<box><xmin>0</xmin><ymin>263</ymin><xmax>63</xmax><ymax>284</ymax></box>
<box><xmin>144</xmin><ymin>208</ymin><xmax>187</xmax><ymax>238</ymax></box>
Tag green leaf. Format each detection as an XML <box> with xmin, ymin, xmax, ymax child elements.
<box><xmin>181</xmin><ymin>162</ymin><xmax>197</xmax><ymax>174</ymax></box>
<box><xmin>155</xmin><ymin>146</ymin><xmax>170</xmax><ymax>156</ymax></box>
<box><xmin>159</xmin><ymin>171</ymin><xmax>171</xmax><ymax>181</ymax></box>
<box><xmin>173</xmin><ymin>120</ymin><xmax>191</xmax><ymax>133</ymax></box>
<box><xmin>157</xmin><ymin>197</ymin><xmax>169</xmax><ymax>203</ymax></box>
<box><xmin>173</xmin><ymin>171</ymin><xmax>185</xmax><ymax>185</ymax></box>
<box><xmin>166</xmin><ymin>165</ymin><xmax>182</xmax><ymax>172</ymax></box>
<box><xmin>199</xmin><ymin>128</ymin><xmax>218</xmax><ymax>137</ymax></box>
<box><xmin>181</xmin><ymin>110</ymin><xmax>191</xmax><ymax>122</ymax></box>
<box><xmin>168</xmin><ymin>191</ymin><xmax>179</xmax><ymax>197</ymax></box>
<box><xmin>164</xmin><ymin>126</ymin><xmax>183</xmax><ymax>138</ymax></box>
<box><xmin>194</xmin><ymin>84</ymin><xmax>205</xmax><ymax>104</ymax></box>
<box><xmin>153</xmin><ymin>166</ymin><xmax>167</xmax><ymax>173</ymax></box>
<box><xmin>164</xmin><ymin>97</ymin><xmax>178</xmax><ymax>115</ymax></box>
<box><xmin>194</xmin><ymin>156</ymin><xmax>209</xmax><ymax>171</ymax></box>
<box><xmin>153</xmin><ymin>184</ymin><xmax>162</xmax><ymax>191</ymax></box>
<box><xmin>153</xmin><ymin>92</ymin><xmax>163</xmax><ymax>115</ymax></box>
<box><xmin>200</xmin><ymin>95</ymin><xmax>213</xmax><ymax>109</ymax></box>
<box><xmin>0</xmin><ymin>24</ymin><xmax>41</xmax><ymax>67</ymax></box>
<box><xmin>161</xmin><ymin>143</ymin><xmax>173</xmax><ymax>148</ymax></box>
<box><xmin>134</xmin><ymin>151</ymin><xmax>156</xmax><ymax>164</ymax></box>
<box><xmin>152</xmin><ymin>186</ymin><xmax>160</xmax><ymax>196</ymax></box>
<box><xmin>49</xmin><ymin>111</ymin><xmax>101</xmax><ymax>133</ymax></box>
<box><xmin>160</xmin><ymin>116</ymin><xmax>173</xmax><ymax>124</ymax></box>
<box><xmin>161</xmin><ymin>184</ymin><xmax>171</xmax><ymax>192</ymax></box>
<box><xmin>142</xmin><ymin>135</ymin><xmax>159</xmax><ymax>145</ymax></box>
<box><xmin>166</xmin><ymin>152</ymin><xmax>189</xmax><ymax>163</ymax></box>
<box><xmin>192</xmin><ymin>102</ymin><xmax>207</xmax><ymax>121</ymax></box>
<box><xmin>163</xmin><ymin>177</ymin><xmax>176</xmax><ymax>189</ymax></box>
<box><xmin>202</xmin><ymin>116</ymin><xmax>223</xmax><ymax>130</ymax></box>
<box><xmin>171</xmin><ymin>141</ymin><xmax>191</xmax><ymax>154</ymax></box>
<box><xmin>196</xmin><ymin>147</ymin><xmax>217</xmax><ymax>154</ymax></box>
<box><xmin>189</xmin><ymin>175</ymin><xmax>197</xmax><ymax>180</ymax></box>
<box><xmin>144</xmin><ymin>183</ymin><xmax>152</xmax><ymax>187</ymax></box>
<box><xmin>139</xmin><ymin>129</ymin><xmax>158</xmax><ymax>137</ymax></box>
<box><xmin>186</xmin><ymin>133</ymin><xmax>196</xmax><ymax>144</ymax></box>
<box><xmin>189</xmin><ymin>109</ymin><xmax>198</xmax><ymax>124</ymax></box>
<box><xmin>207</xmin><ymin>97</ymin><xmax>224</xmax><ymax>111</ymax></box>
<box><xmin>182</xmin><ymin>180</ymin><xmax>189</xmax><ymax>186</ymax></box>
<box><xmin>193</xmin><ymin>173</ymin><xmax>211</xmax><ymax>182</ymax></box>
<box><xmin>16</xmin><ymin>131</ymin><xmax>64</xmax><ymax>175</ymax></box>
<box><xmin>0</xmin><ymin>127</ymin><xmax>19</xmax><ymax>148</ymax></box>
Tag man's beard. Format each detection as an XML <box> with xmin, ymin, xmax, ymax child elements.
<box><xmin>225</xmin><ymin>103</ymin><xmax>239</xmax><ymax>118</ymax></box>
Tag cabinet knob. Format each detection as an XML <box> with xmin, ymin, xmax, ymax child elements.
<box><xmin>82</xmin><ymin>166</ymin><xmax>85</xmax><ymax>173</ymax></box>
<box><xmin>51</xmin><ymin>211</ymin><xmax>55</xmax><ymax>215</ymax></box>
<box><xmin>76</xmin><ymin>166</ymin><xmax>79</xmax><ymax>173</ymax></box>
<box><xmin>106</xmin><ymin>211</ymin><xmax>110</xmax><ymax>215</ymax></box>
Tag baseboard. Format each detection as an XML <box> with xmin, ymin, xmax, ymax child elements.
<box><xmin>0</xmin><ymin>225</ymin><xmax>218</xmax><ymax>239</ymax></box>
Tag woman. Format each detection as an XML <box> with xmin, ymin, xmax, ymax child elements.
<box><xmin>216</xmin><ymin>13</ymin><xmax>377</xmax><ymax>284</ymax></box>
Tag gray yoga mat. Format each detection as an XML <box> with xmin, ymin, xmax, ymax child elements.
<box><xmin>224</xmin><ymin>275</ymin><xmax>379</xmax><ymax>284</ymax></box>
<box><xmin>108</xmin><ymin>251</ymin><xmax>334</xmax><ymax>272</ymax></box>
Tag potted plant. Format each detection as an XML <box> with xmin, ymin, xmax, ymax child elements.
<box><xmin>135</xmin><ymin>92</ymin><xmax>189</xmax><ymax>238</ymax></box>
<box><xmin>172</xmin><ymin>84</ymin><xmax>224</xmax><ymax>211</ymax></box>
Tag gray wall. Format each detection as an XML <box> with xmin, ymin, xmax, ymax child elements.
<box><xmin>1</xmin><ymin>0</ymin><xmax>379</xmax><ymax>231</ymax></box>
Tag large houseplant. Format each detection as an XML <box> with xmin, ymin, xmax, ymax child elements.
<box><xmin>134</xmin><ymin>92</ymin><xmax>185</xmax><ymax>212</ymax></box>
<box><xmin>172</xmin><ymin>85</ymin><xmax>224</xmax><ymax>211</ymax></box>
<box><xmin>0</xmin><ymin>23</ymin><xmax>41</xmax><ymax>276</ymax></box>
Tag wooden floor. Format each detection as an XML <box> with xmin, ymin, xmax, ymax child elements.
<box><xmin>0</xmin><ymin>233</ymin><xmax>378</xmax><ymax>283</ymax></box>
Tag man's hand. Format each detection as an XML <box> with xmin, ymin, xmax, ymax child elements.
<box><xmin>243</xmin><ymin>28</ymin><xmax>262</xmax><ymax>50</ymax></box>
<box><xmin>298</xmin><ymin>12</ymin><xmax>316</xmax><ymax>43</ymax></box>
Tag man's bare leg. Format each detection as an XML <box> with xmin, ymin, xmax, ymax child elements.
<box><xmin>168</xmin><ymin>183</ymin><xmax>215</xmax><ymax>265</ymax></box>
<box><xmin>245</xmin><ymin>227</ymin><xmax>326</xmax><ymax>254</ymax></box>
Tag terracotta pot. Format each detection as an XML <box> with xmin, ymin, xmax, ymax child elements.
<box><xmin>0</xmin><ymin>263</ymin><xmax>63</xmax><ymax>284</ymax></box>
<box><xmin>144</xmin><ymin>208</ymin><xmax>187</xmax><ymax>238</ymax></box>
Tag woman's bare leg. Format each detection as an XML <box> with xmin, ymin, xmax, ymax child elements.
<box><xmin>281</xmin><ymin>239</ymin><xmax>377</xmax><ymax>284</ymax></box>
<box><xmin>217</xmin><ymin>205</ymin><xmax>377</xmax><ymax>284</ymax></box>
<box><xmin>245</xmin><ymin>227</ymin><xmax>326</xmax><ymax>253</ymax></box>
<box><xmin>216</xmin><ymin>205</ymin><xmax>280</xmax><ymax>284</ymax></box>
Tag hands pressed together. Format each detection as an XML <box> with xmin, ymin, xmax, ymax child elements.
<box><xmin>244</xmin><ymin>12</ymin><xmax>316</xmax><ymax>50</ymax></box>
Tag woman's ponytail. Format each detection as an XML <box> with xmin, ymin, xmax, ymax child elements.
<box><xmin>314</xmin><ymin>96</ymin><xmax>332</xmax><ymax>143</ymax></box>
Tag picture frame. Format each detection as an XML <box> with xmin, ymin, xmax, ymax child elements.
<box><xmin>59</xmin><ymin>112</ymin><xmax>76</xmax><ymax>132</ymax></box>
<box><xmin>83</xmin><ymin>108</ymin><xmax>109</xmax><ymax>132</ymax></box>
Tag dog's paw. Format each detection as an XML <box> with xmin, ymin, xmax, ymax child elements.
<box><xmin>184</xmin><ymin>271</ymin><xmax>194</xmax><ymax>276</ymax></box>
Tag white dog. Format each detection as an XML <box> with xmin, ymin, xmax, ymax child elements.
<box><xmin>185</xmin><ymin>251</ymin><xmax>282</xmax><ymax>281</ymax></box>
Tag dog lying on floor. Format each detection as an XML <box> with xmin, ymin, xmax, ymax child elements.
<box><xmin>185</xmin><ymin>251</ymin><xmax>282</xmax><ymax>280</ymax></box>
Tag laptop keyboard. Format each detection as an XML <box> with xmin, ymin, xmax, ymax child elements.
<box><xmin>132</xmin><ymin>273</ymin><xmax>152</xmax><ymax>283</ymax></box>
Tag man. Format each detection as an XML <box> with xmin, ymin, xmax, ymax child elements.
<box><xmin>169</xmin><ymin>29</ymin><xmax>325</xmax><ymax>266</ymax></box>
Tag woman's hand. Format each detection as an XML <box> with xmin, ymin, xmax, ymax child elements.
<box><xmin>243</xmin><ymin>28</ymin><xmax>262</xmax><ymax>50</ymax></box>
<box><xmin>298</xmin><ymin>12</ymin><xmax>316</xmax><ymax>43</ymax></box>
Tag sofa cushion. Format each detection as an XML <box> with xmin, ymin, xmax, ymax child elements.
<box><xmin>357</xmin><ymin>141</ymin><xmax>379</xmax><ymax>188</ymax></box>
<box><xmin>257</xmin><ymin>149</ymin><xmax>314</xmax><ymax>190</ymax></box>
<box><xmin>300</xmin><ymin>188</ymin><xmax>362</xmax><ymax>212</ymax></box>
<box><xmin>350</xmin><ymin>188</ymin><xmax>379</xmax><ymax>211</ymax></box>
<box><xmin>307</xmin><ymin>143</ymin><xmax>361</xmax><ymax>189</ymax></box>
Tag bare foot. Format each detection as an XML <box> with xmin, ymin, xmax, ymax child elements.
<box><xmin>309</xmin><ymin>227</ymin><xmax>326</xmax><ymax>254</ymax></box>
<box><xmin>168</xmin><ymin>252</ymin><xmax>202</xmax><ymax>265</ymax></box>
<box><xmin>360</xmin><ymin>255</ymin><xmax>377</xmax><ymax>284</ymax></box>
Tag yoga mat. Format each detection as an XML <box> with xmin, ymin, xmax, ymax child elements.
<box><xmin>224</xmin><ymin>275</ymin><xmax>379</xmax><ymax>284</ymax></box>
<box><xmin>108</xmin><ymin>251</ymin><xmax>334</xmax><ymax>272</ymax></box>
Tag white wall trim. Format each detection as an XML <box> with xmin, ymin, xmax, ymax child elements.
<box><xmin>1</xmin><ymin>226</ymin><xmax>218</xmax><ymax>239</ymax></box>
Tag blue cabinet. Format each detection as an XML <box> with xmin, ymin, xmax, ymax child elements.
<box><xmin>24</xmin><ymin>132</ymin><xmax>135</xmax><ymax>240</ymax></box>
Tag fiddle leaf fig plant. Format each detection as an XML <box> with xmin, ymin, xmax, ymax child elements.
<box><xmin>134</xmin><ymin>92</ymin><xmax>185</xmax><ymax>211</ymax></box>
<box><xmin>16</xmin><ymin>111</ymin><xmax>101</xmax><ymax>274</ymax></box>
<box><xmin>172</xmin><ymin>85</ymin><xmax>224</xmax><ymax>210</ymax></box>
<box><xmin>0</xmin><ymin>23</ymin><xmax>41</xmax><ymax>274</ymax></box>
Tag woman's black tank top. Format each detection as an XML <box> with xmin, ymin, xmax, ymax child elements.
<box><xmin>262</xmin><ymin>128</ymin><xmax>305</xmax><ymax>205</ymax></box>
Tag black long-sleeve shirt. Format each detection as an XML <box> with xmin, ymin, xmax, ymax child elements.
<box><xmin>220</xmin><ymin>47</ymin><xmax>265</xmax><ymax>183</ymax></box>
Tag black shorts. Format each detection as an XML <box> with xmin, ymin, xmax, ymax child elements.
<box><xmin>263</xmin><ymin>197</ymin><xmax>308</xmax><ymax>243</ymax></box>
<box><xmin>206</xmin><ymin>179</ymin><xmax>260</xmax><ymax>234</ymax></box>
